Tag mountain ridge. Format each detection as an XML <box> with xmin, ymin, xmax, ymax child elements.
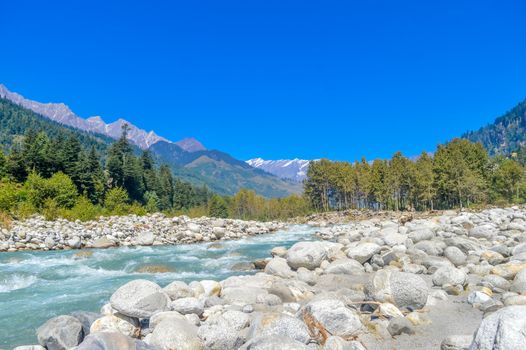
<box><xmin>246</xmin><ymin>158</ymin><xmax>312</xmax><ymax>182</ymax></box>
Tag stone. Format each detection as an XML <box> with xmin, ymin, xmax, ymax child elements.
<box><xmin>511</xmin><ymin>268</ymin><xmax>526</xmax><ymax>293</ymax></box>
<box><xmin>365</xmin><ymin>270</ymin><xmax>429</xmax><ymax>310</ymax></box>
<box><xmin>67</xmin><ymin>236</ymin><xmax>82</xmax><ymax>249</ymax></box>
<box><xmin>287</xmin><ymin>242</ymin><xmax>327</xmax><ymax>270</ymax></box>
<box><xmin>197</xmin><ymin>324</ymin><xmax>245</xmax><ymax>350</ymax></box>
<box><xmin>408</xmin><ymin>228</ymin><xmax>434</xmax><ymax>243</ymax></box>
<box><xmin>323</xmin><ymin>337</ymin><xmax>367</xmax><ymax>350</ymax></box>
<box><xmin>265</xmin><ymin>257</ymin><xmax>296</xmax><ymax>278</ymax></box>
<box><xmin>70</xmin><ymin>311</ymin><xmax>100</xmax><ymax>336</ymax></box>
<box><xmin>239</xmin><ymin>335</ymin><xmax>310</xmax><ymax>350</ymax></box>
<box><xmin>467</xmin><ymin>291</ymin><xmax>492</xmax><ymax>306</ymax></box>
<box><xmin>440</xmin><ymin>335</ymin><xmax>472</xmax><ymax>350</ymax></box>
<box><xmin>324</xmin><ymin>258</ymin><xmax>365</xmax><ymax>275</ymax></box>
<box><xmin>301</xmin><ymin>299</ymin><xmax>362</xmax><ymax>338</ymax></box>
<box><xmin>469</xmin><ymin>225</ymin><xmax>497</xmax><ymax>239</ymax></box>
<box><xmin>470</xmin><ymin>305</ymin><xmax>526</xmax><ymax>350</ymax></box>
<box><xmin>137</xmin><ymin>231</ymin><xmax>154</xmax><ymax>246</ymax></box>
<box><xmin>92</xmin><ymin>237</ymin><xmax>115</xmax><ymax>249</ymax></box>
<box><xmin>231</xmin><ymin>262</ymin><xmax>256</xmax><ymax>271</ymax></box>
<box><xmin>149</xmin><ymin>311</ymin><xmax>185</xmax><ymax>329</ymax></box>
<box><xmin>432</xmin><ymin>266</ymin><xmax>468</xmax><ymax>287</ymax></box>
<box><xmin>110</xmin><ymin>279</ymin><xmax>170</xmax><ymax>318</ymax></box>
<box><xmin>75</xmin><ymin>332</ymin><xmax>156</xmax><ymax>350</ymax></box>
<box><xmin>89</xmin><ymin>314</ymin><xmax>140</xmax><ymax>338</ymax></box>
<box><xmin>171</xmin><ymin>297</ymin><xmax>204</xmax><ymax>316</ymax></box>
<box><xmin>346</xmin><ymin>243</ymin><xmax>381</xmax><ymax>264</ymax></box>
<box><xmin>149</xmin><ymin>318</ymin><xmax>203</xmax><ymax>350</ymax></box>
<box><xmin>491</xmin><ymin>262</ymin><xmax>526</xmax><ymax>280</ymax></box>
<box><xmin>377</xmin><ymin>302</ymin><xmax>404</xmax><ymax>318</ymax></box>
<box><xmin>444</xmin><ymin>246</ymin><xmax>467</xmax><ymax>267</ymax></box>
<box><xmin>13</xmin><ymin>346</ymin><xmax>46</xmax><ymax>350</ymax></box>
<box><xmin>271</xmin><ymin>246</ymin><xmax>288</xmax><ymax>257</ymax></box>
<box><xmin>163</xmin><ymin>281</ymin><xmax>194</xmax><ymax>300</ymax></box>
<box><xmin>37</xmin><ymin>315</ymin><xmax>84</xmax><ymax>350</ymax></box>
<box><xmin>387</xmin><ymin>317</ymin><xmax>415</xmax><ymax>336</ymax></box>
<box><xmin>200</xmin><ymin>280</ymin><xmax>221</xmax><ymax>297</ymax></box>
<box><xmin>248</xmin><ymin>312</ymin><xmax>310</xmax><ymax>344</ymax></box>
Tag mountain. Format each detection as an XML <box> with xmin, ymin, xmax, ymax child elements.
<box><xmin>246</xmin><ymin>158</ymin><xmax>312</xmax><ymax>182</ymax></box>
<box><xmin>0</xmin><ymin>84</ymin><xmax>300</xmax><ymax>197</ymax></box>
<box><xmin>0</xmin><ymin>84</ymin><xmax>169</xmax><ymax>149</ymax></box>
<box><xmin>151</xmin><ymin>142</ymin><xmax>302</xmax><ymax>197</ymax></box>
<box><xmin>463</xmin><ymin>98</ymin><xmax>526</xmax><ymax>155</ymax></box>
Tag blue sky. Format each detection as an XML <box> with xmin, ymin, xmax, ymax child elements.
<box><xmin>1</xmin><ymin>0</ymin><xmax>525</xmax><ymax>161</ymax></box>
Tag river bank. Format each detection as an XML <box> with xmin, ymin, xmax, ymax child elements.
<box><xmin>9</xmin><ymin>207</ymin><xmax>526</xmax><ymax>349</ymax></box>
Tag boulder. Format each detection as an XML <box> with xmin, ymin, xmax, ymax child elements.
<box><xmin>432</xmin><ymin>266</ymin><xmax>468</xmax><ymax>287</ymax></box>
<box><xmin>149</xmin><ymin>311</ymin><xmax>185</xmax><ymax>329</ymax></box>
<box><xmin>171</xmin><ymin>297</ymin><xmax>204</xmax><ymax>316</ymax></box>
<box><xmin>324</xmin><ymin>259</ymin><xmax>365</xmax><ymax>275</ymax></box>
<box><xmin>200</xmin><ymin>280</ymin><xmax>222</xmax><ymax>297</ymax></box>
<box><xmin>67</xmin><ymin>236</ymin><xmax>82</xmax><ymax>249</ymax></box>
<box><xmin>163</xmin><ymin>281</ymin><xmax>194</xmax><ymax>300</ymax></box>
<box><xmin>37</xmin><ymin>315</ymin><xmax>84</xmax><ymax>350</ymax></box>
<box><xmin>70</xmin><ymin>311</ymin><xmax>99</xmax><ymax>336</ymax></box>
<box><xmin>365</xmin><ymin>270</ymin><xmax>429</xmax><ymax>310</ymax></box>
<box><xmin>469</xmin><ymin>225</ymin><xmax>497</xmax><ymax>240</ymax></box>
<box><xmin>239</xmin><ymin>335</ymin><xmax>309</xmax><ymax>350</ymax></box>
<box><xmin>470</xmin><ymin>305</ymin><xmax>526</xmax><ymax>350</ymax></box>
<box><xmin>387</xmin><ymin>317</ymin><xmax>415</xmax><ymax>336</ymax></box>
<box><xmin>149</xmin><ymin>318</ymin><xmax>203</xmax><ymax>350</ymax></box>
<box><xmin>248</xmin><ymin>312</ymin><xmax>310</xmax><ymax>344</ymax></box>
<box><xmin>511</xmin><ymin>268</ymin><xmax>526</xmax><ymax>293</ymax></box>
<box><xmin>74</xmin><ymin>332</ymin><xmax>156</xmax><ymax>350</ymax></box>
<box><xmin>137</xmin><ymin>231</ymin><xmax>154</xmax><ymax>246</ymax></box>
<box><xmin>264</xmin><ymin>257</ymin><xmax>296</xmax><ymax>278</ymax></box>
<box><xmin>346</xmin><ymin>243</ymin><xmax>381</xmax><ymax>264</ymax></box>
<box><xmin>444</xmin><ymin>246</ymin><xmax>467</xmax><ymax>267</ymax></box>
<box><xmin>323</xmin><ymin>337</ymin><xmax>367</xmax><ymax>350</ymax></box>
<box><xmin>89</xmin><ymin>314</ymin><xmax>140</xmax><ymax>338</ymax></box>
<box><xmin>92</xmin><ymin>237</ymin><xmax>115</xmax><ymax>249</ymax></box>
<box><xmin>440</xmin><ymin>335</ymin><xmax>472</xmax><ymax>350</ymax></box>
<box><xmin>110</xmin><ymin>279</ymin><xmax>170</xmax><ymax>318</ymax></box>
<box><xmin>197</xmin><ymin>324</ymin><xmax>245</xmax><ymax>350</ymax></box>
<box><xmin>408</xmin><ymin>228</ymin><xmax>434</xmax><ymax>243</ymax></box>
<box><xmin>287</xmin><ymin>242</ymin><xmax>327</xmax><ymax>270</ymax></box>
<box><xmin>301</xmin><ymin>299</ymin><xmax>362</xmax><ymax>338</ymax></box>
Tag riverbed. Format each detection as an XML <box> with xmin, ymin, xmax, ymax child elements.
<box><xmin>0</xmin><ymin>225</ymin><xmax>318</xmax><ymax>348</ymax></box>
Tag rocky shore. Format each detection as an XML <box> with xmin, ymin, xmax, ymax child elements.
<box><xmin>12</xmin><ymin>207</ymin><xmax>526</xmax><ymax>349</ymax></box>
<box><xmin>0</xmin><ymin>214</ymin><xmax>285</xmax><ymax>252</ymax></box>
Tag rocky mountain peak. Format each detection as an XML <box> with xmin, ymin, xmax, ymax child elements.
<box><xmin>175</xmin><ymin>137</ymin><xmax>206</xmax><ymax>152</ymax></box>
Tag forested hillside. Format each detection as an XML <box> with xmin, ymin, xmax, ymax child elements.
<box><xmin>463</xmin><ymin>98</ymin><xmax>526</xmax><ymax>155</ymax></box>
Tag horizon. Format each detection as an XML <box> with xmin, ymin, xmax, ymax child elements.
<box><xmin>1</xmin><ymin>0</ymin><xmax>526</xmax><ymax>161</ymax></box>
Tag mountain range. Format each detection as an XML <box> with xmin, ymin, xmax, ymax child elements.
<box><xmin>246</xmin><ymin>158</ymin><xmax>312</xmax><ymax>182</ymax></box>
<box><xmin>0</xmin><ymin>84</ymin><xmax>300</xmax><ymax>197</ymax></box>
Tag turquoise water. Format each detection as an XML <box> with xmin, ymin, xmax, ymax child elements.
<box><xmin>0</xmin><ymin>225</ymin><xmax>318</xmax><ymax>348</ymax></box>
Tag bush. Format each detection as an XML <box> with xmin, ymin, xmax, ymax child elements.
<box><xmin>0</xmin><ymin>180</ymin><xmax>22</xmax><ymax>211</ymax></box>
<box><xmin>144</xmin><ymin>191</ymin><xmax>160</xmax><ymax>213</ymax></box>
<box><xmin>208</xmin><ymin>195</ymin><xmax>228</xmax><ymax>218</ymax></box>
<box><xmin>62</xmin><ymin>196</ymin><xmax>102</xmax><ymax>221</ymax></box>
<box><xmin>25</xmin><ymin>172</ymin><xmax>78</xmax><ymax>209</ymax></box>
<box><xmin>42</xmin><ymin>198</ymin><xmax>60</xmax><ymax>220</ymax></box>
<box><xmin>104</xmin><ymin>187</ymin><xmax>129</xmax><ymax>214</ymax></box>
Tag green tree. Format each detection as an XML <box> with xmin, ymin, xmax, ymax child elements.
<box><xmin>208</xmin><ymin>194</ymin><xmax>228</xmax><ymax>218</ymax></box>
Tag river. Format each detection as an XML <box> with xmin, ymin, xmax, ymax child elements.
<box><xmin>0</xmin><ymin>225</ymin><xmax>318</xmax><ymax>348</ymax></box>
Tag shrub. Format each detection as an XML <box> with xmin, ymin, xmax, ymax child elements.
<box><xmin>62</xmin><ymin>196</ymin><xmax>102</xmax><ymax>221</ymax></box>
<box><xmin>0</xmin><ymin>180</ymin><xmax>22</xmax><ymax>211</ymax></box>
<box><xmin>25</xmin><ymin>172</ymin><xmax>78</xmax><ymax>209</ymax></box>
<box><xmin>104</xmin><ymin>187</ymin><xmax>129</xmax><ymax>213</ymax></box>
<box><xmin>42</xmin><ymin>198</ymin><xmax>60</xmax><ymax>220</ymax></box>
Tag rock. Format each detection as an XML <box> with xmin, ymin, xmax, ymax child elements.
<box><xmin>74</xmin><ymin>332</ymin><xmax>156</xmax><ymax>350</ymax></box>
<box><xmin>408</xmin><ymin>228</ymin><xmax>434</xmax><ymax>243</ymax></box>
<box><xmin>13</xmin><ymin>346</ymin><xmax>46</xmax><ymax>350</ymax></box>
<box><xmin>74</xmin><ymin>250</ymin><xmax>93</xmax><ymax>259</ymax></box>
<box><xmin>248</xmin><ymin>312</ymin><xmax>310</xmax><ymax>344</ymax></box>
<box><xmin>365</xmin><ymin>270</ymin><xmax>429</xmax><ymax>310</ymax></box>
<box><xmin>110</xmin><ymin>279</ymin><xmax>170</xmax><ymax>318</ymax></box>
<box><xmin>137</xmin><ymin>231</ymin><xmax>154</xmax><ymax>245</ymax></box>
<box><xmin>92</xmin><ymin>237</ymin><xmax>116</xmax><ymax>249</ymax></box>
<box><xmin>200</xmin><ymin>280</ymin><xmax>221</xmax><ymax>297</ymax></box>
<box><xmin>511</xmin><ymin>268</ymin><xmax>526</xmax><ymax>293</ymax></box>
<box><xmin>323</xmin><ymin>337</ymin><xmax>367</xmax><ymax>350</ymax></box>
<box><xmin>287</xmin><ymin>242</ymin><xmax>327</xmax><ymax>270</ymax></box>
<box><xmin>444</xmin><ymin>246</ymin><xmax>467</xmax><ymax>267</ymax></box>
<box><xmin>387</xmin><ymin>317</ymin><xmax>415</xmax><ymax>336</ymax></box>
<box><xmin>67</xmin><ymin>236</ymin><xmax>82</xmax><ymax>249</ymax></box>
<box><xmin>346</xmin><ymin>243</ymin><xmax>381</xmax><ymax>264</ymax></box>
<box><xmin>163</xmin><ymin>281</ymin><xmax>194</xmax><ymax>300</ymax></box>
<box><xmin>231</xmin><ymin>262</ymin><xmax>256</xmax><ymax>271</ymax></box>
<box><xmin>470</xmin><ymin>305</ymin><xmax>526</xmax><ymax>350</ymax></box>
<box><xmin>440</xmin><ymin>335</ymin><xmax>472</xmax><ymax>350</ymax></box>
<box><xmin>481</xmin><ymin>275</ymin><xmax>510</xmax><ymax>292</ymax></box>
<box><xmin>149</xmin><ymin>311</ymin><xmax>185</xmax><ymax>329</ymax></box>
<box><xmin>44</xmin><ymin>236</ymin><xmax>56</xmax><ymax>249</ymax></box>
<box><xmin>70</xmin><ymin>311</ymin><xmax>99</xmax><ymax>336</ymax></box>
<box><xmin>239</xmin><ymin>335</ymin><xmax>310</xmax><ymax>350</ymax></box>
<box><xmin>491</xmin><ymin>262</ymin><xmax>526</xmax><ymax>280</ymax></box>
<box><xmin>134</xmin><ymin>264</ymin><xmax>174</xmax><ymax>273</ymax></box>
<box><xmin>324</xmin><ymin>258</ymin><xmax>365</xmax><ymax>275</ymax></box>
<box><xmin>377</xmin><ymin>303</ymin><xmax>404</xmax><ymax>318</ymax></box>
<box><xmin>150</xmin><ymin>318</ymin><xmax>203</xmax><ymax>350</ymax></box>
<box><xmin>89</xmin><ymin>314</ymin><xmax>140</xmax><ymax>338</ymax></box>
<box><xmin>271</xmin><ymin>246</ymin><xmax>288</xmax><ymax>257</ymax></box>
<box><xmin>171</xmin><ymin>297</ymin><xmax>204</xmax><ymax>316</ymax></box>
<box><xmin>265</xmin><ymin>257</ymin><xmax>296</xmax><ymax>278</ymax></box>
<box><xmin>432</xmin><ymin>266</ymin><xmax>468</xmax><ymax>287</ymax></box>
<box><xmin>469</xmin><ymin>225</ymin><xmax>497</xmax><ymax>239</ymax></box>
<box><xmin>37</xmin><ymin>315</ymin><xmax>84</xmax><ymax>350</ymax></box>
<box><xmin>197</xmin><ymin>324</ymin><xmax>245</xmax><ymax>350</ymax></box>
<box><xmin>301</xmin><ymin>299</ymin><xmax>362</xmax><ymax>338</ymax></box>
<box><xmin>467</xmin><ymin>291</ymin><xmax>492</xmax><ymax>306</ymax></box>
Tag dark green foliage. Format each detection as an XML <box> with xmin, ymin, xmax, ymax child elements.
<box><xmin>463</xmin><ymin>98</ymin><xmax>526</xmax><ymax>155</ymax></box>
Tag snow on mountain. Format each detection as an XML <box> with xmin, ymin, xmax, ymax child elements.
<box><xmin>246</xmin><ymin>158</ymin><xmax>312</xmax><ymax>182</ymax></box>
<box><xmin>0</xmin><ymin>84</ymin><xmax>203</xmax><ymax>151</ymax></box>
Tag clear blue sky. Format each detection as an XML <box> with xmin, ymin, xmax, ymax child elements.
<box><xmin>1</xmin><ymin>0</ymin><xmax>525</xmax><ymax>161</ymax></box>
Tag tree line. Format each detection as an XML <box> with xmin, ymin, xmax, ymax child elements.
<box><xmin>304</xmin><ymin>138</ymin><xmax>526</xmax><ymax>212</ymax></box>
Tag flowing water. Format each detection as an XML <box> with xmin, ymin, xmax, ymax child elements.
<box><xmin>0</xmin><ymin>225</ymin><xmax>318</xmax><ymax>348</ymax></box>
